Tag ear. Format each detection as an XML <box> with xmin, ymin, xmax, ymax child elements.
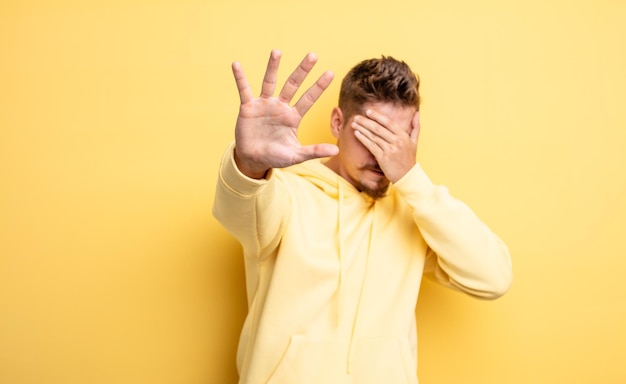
<box><xmin>330</xmin><ymin>107</ymin><xmax>344</xmax><ymax>139</ymax></box>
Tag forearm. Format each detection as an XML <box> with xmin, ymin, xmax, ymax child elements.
<box><xmin>395</xmin><ymin>164</ymin><xmax>513</xmax><ymax>299</ymax></box>
<box><xmin>212</xmin><ymin>143</ymin><xmax>286</xmax><ymax>257</ymax></box>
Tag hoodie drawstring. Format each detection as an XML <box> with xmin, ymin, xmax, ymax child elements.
<box><xmin>336</xmin><ymin>180</ymin><xmax>375</xmax><ymax>374</ymax></box>
<box><xmin>336</xmin><ymin>183</ymin><xmax>345</xmax><ymax>326</ymax></box>
<box><xmin>346</xmin><ymin>214</ymin><xmax>373</xmax><ymax>373</ymax></box>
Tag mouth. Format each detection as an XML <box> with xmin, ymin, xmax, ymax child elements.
<box><xmin>366</xmin><ymin>165</ymin><xmax>384</xmax><ymax>176</ymax></box>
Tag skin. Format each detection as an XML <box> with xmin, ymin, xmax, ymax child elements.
<box><xmin>232</xmin><ymin>50</ymin><xmax>338</xmax><ymax>179</ymax></box>
<box><xmin>325</xmin><ymin>103</ymin><xmax>419</xmax><ymax>198</ymax></box>
<box><xmin>232</xmin><ymin>50</ymin><xmax>421</xmax><ymax>198</ymax></box>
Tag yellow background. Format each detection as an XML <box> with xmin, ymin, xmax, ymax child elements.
<box><xmin>1</xmin><ymin>0</ymin><xmax>625</xmax><ymax>383</ymax></box>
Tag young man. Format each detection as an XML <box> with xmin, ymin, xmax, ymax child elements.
<box><xmin>213</xmin><ymin>50</ymin><xmax>512</xmax><ymax>384</ymax></box>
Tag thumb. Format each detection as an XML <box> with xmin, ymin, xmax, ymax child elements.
<box><xmin>296</xmin><ymin>143</ymin><xmax>339</xmax><ymax>162</ymax></box>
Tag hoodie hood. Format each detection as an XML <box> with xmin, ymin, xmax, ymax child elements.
<box><xmin>288</xmin><ymin>158</ymin><xmax>344</xmax><ymax>198</ymax></box>
<box><xmin>287</xmin><ymin>158</ymin><xmax>378</xmax><ymax>203</ymax></box>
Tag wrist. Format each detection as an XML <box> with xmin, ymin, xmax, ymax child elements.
<box><xmin>234</xmin><ymin>148</ymin><xmax>269</xmax><ymax>179</ymax></box>
<box><xmin>386</xmin><ymin>161</ymin><xmax>416</xmax><ymax>184</ymax></box>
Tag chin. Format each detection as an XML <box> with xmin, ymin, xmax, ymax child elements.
<box><xmin>360</xmin><ymin>180</ymin><xmax>390</xmax><ymax>200</ymax></box>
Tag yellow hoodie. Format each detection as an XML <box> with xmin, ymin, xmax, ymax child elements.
<box><xmin>213</xmin><ymin>143</ymin><xmax>512</xmax><ymax>384</ymax></box>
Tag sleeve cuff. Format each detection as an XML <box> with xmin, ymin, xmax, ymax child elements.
<box><xmin>392</xmin><ymin>163</ymin><xmax>444</xmax><ymax>209</ymax></box>
<box><xmin>218</xmin><ymin>142</ymin><xmax>272</xmax><ymax>197</ymax></box>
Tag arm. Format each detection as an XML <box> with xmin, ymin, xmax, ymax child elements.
<box><xmin>213</xmin><ymin>143</ymin><xmax>287</xmax><ymax>259</ymax></box>
<box><xmin>394</xmin><ymin>166</ymin><xmax>513</xmax><ymax>299</ymax></box>
<box><xmin>213</xmin><ymin>50</ymin><xmax>337</xmax><ymax>256</ymax></box>
<box><xmin>353</xmin><ymin>110</ymin><xmax>512</xmax><ymax>299</ymax></box>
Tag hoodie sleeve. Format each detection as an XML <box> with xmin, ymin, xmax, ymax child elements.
<box><xmin>393</xmin><ymin>163</ymin><xmax>513</xmax><ymax>299</ymax></box>
<box><xmin>212</xmin><ymin>143</ymin><xmax>289</xmax><ymax>260</ymax></box>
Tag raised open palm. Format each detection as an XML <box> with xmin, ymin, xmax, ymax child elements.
<box><xmin>232</xmin><ymin>50</ymin><xmax>339</xmax><ymax>178</ymax></box>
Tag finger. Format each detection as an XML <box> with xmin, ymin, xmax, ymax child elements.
<box><xmin>296</xmin><ymin>143</ymin><xmax>340</xmax><ymax>163</ymax></box>
<box><xmin>353</xmin><ymin>124</ymin><xmax>380</xmax><ymax>147</ymax></box>
<box><xmin>365</xmin><ymin>109</ymin><xmax>396</xmax><ymax>133</ymax></box>
<box><xmin>353</xmin><ymin>115</ymin><xmax>394</xmax><ymax>143</ymax></box>
<box><xmin>278</xmin><ymin>52</ymin><xmax>319</xmax><ymax>103</ymax></box>
<box><xmin>354</xmin><ymin>130</ymin><xmax>383</xmax><ymax>156</ymax></box>
<box><xmin>260</xmin><ymin>49</ymin><xmax>282</xmax><ymax>98</ymax></box>
<box><xmin>294</xmin><ymin>70</ymin><xmax>334</xmax><ymax>116</ymax></box>
<box><xmin>232</xmin><ymin>61</ymin><xmax>253</xmax><ymax>104</ymax></box>
<box><xmin>410</xmin><ymin>111</ymin><xmax>421</xmax><ymax>144</ymax></box>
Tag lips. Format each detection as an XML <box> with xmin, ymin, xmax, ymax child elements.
<box><xmin>367</xmin><ymin>165</ymin><xmax>384</xmax><ymax>176</ymax></box>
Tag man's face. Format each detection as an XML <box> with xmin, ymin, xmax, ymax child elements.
<box><xmin>328</xmin><ymin>102</ymin><xmax>416</xmax><ymax>199</ymax></box>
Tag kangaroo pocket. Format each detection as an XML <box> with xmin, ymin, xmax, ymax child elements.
<box><xmin>352</xmin><ymin>337</ymin><xmax>417</xmax><ymax>384</ymax></box>
<box><xmin>267</xmin><ymin>335</ymin><xmax>416</xmax><ymax>384</ymax></box>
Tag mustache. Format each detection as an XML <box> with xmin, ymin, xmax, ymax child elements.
<box><xmin>362</xmin><ymin>163</ymin><xmax>383</xmax><ymax>172</ymax></box>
